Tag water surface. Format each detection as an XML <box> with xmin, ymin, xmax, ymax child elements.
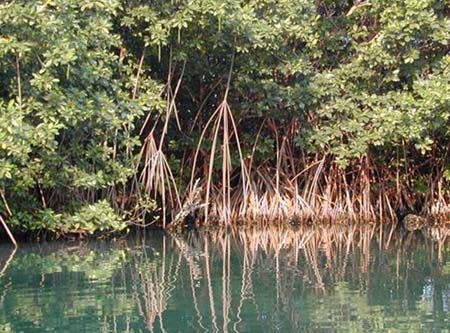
<box><xmin>1</xmin><ymin>225</ymin><xmax>450</xmax><ymax>332</ymax></box>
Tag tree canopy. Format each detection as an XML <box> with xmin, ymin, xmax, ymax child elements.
<box><xmin>1</xmin><ymin>0</ymin><xmax>450</xmax><ymax>233</ymax></box>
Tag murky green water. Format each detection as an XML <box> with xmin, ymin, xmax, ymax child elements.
<box><xmin>1</xmin><ymin>225</ymin><xmax>450</xmax><ymax>332</ymax></box>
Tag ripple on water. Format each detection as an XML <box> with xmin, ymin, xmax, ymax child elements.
<box><xmin>1</xmin><ymin>227</ymin><xmax>450</xmax><ymax>332</ymax></box>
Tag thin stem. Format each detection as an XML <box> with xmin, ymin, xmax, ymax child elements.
<box><xmin>0</xmin><ymin>215</ymin><xmax>17</xmax><ymax>247</ymax></box>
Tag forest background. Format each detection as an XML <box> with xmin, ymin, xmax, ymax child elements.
<box><xmin>1</xmin><ymin>0</ymin><xmax>450</xmax><ymax>235</ymax></box>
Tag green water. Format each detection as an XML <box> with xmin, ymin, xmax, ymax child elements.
<box><xmin>1</xmin><ymin>226</ymin><xmax>450</xmax><ymax>332</ymax></box>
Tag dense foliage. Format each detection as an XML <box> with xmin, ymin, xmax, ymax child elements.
<box><xmin>0</xmin><ymin>0</ymin><xmax>158</xmax><ymax>233</ymax></box>
<box><xmin>1</xmin><ymin>0</ymin><xmax>450</xmax><ymax>234</ymax></box>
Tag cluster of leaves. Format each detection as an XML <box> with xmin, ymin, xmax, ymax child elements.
<box><xmin>8</xmin><ymin>200</ymin><xmax>127</xmax><ymax>235</ymax></box>
<box><xmin>0</xmin><ymin>0</ymin><xmax>160</xmax><ymax>233</ymax></box>
<box><xmin>305</xmin><ymin>0</ymin><xmax>450</xmax><ymax>165</ymax></box>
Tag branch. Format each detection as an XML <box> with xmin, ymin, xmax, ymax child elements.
<box><xmin>346</xmin><ymin>1</ymin><xmax>371</xmax><ymax>17</ymax></box>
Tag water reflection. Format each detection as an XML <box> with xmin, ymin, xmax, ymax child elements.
<box><xmin>0</xmin><ymin>224</ymin><xmax>450</xmax><ymax>332</ymax></box>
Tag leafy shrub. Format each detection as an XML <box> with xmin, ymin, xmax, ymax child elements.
<box><xmin>0</xmin><ymin>0</ymin><xmax>160</xmax><ymax>232</ymax></box>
